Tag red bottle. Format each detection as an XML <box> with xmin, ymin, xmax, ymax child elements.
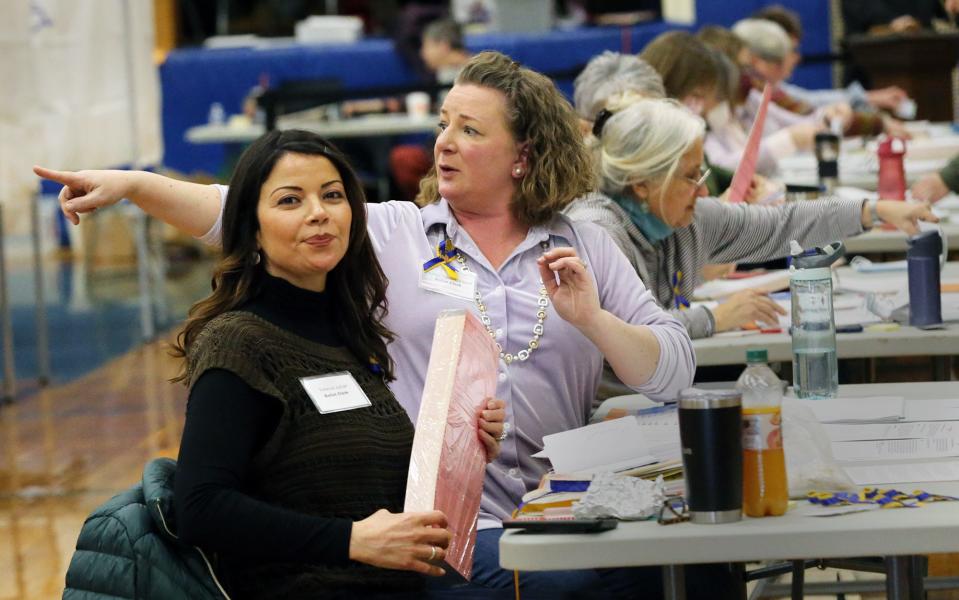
<box><xmin>877</xmin><ymin>137</ymin><xmax>907</xmax><ymax>200</ymax></box>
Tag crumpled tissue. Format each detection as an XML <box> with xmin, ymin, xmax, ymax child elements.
<box><xmin>572</xmin><ymin>472</ymin><xmax>667</xmax><ymax>520</ymax></box>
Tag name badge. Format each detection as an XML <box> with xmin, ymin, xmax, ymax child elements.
<box><xmin>418</xmin><ymin>267</ymin><xmax>477</xmax><ymax>301</ymax></box>
<box><xmin>300</xmin><ymin>371</ymin><xmax>372</xmax><ymax>414</ymax></box>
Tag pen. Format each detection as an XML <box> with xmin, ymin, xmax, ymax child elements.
<box><xmin>836</xmin><ymin>324</ymin><xmax>864</xmax><ymax>333</ymax></box>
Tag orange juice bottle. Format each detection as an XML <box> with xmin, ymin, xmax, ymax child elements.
<box><xmin>737</xmin><ymin>349</ymin><xmax>788</xmax><ymax>517</ymax></box>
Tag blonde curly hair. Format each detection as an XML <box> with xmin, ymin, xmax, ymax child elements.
<box><xmin>415</xmin><ymin>51</ymin><xmax>594</xmax><ymax>226</ymax></box>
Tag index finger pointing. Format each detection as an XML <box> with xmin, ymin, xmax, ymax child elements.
<box><xmin>33</xmin><ymin>165</ymin><xmax>79</xmax><ymax>186</ymax></box>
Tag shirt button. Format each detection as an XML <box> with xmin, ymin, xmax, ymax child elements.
<box><xmin>495</xmin><ymin>328</ymin><xmax>503</xmax><ymax>338</ymax></box>
<box><xmin>508</xmin><ymin>468</ymin><xmax>518</xmax><ymax>477</ymax></box>
<box><xmin>498</xmin><ymin>372</ymin><xmax>508</xmax><ymax>383</ymax></box>
<box><xmin>503</xmin><ymin>422</ymin><xmax>511</xmax><ymax>431</ymax></box>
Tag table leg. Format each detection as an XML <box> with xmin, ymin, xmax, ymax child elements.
<box><xmin>790</xmin><ymin>560</ymin><xmax>805</xmax><ymax>600</ymax></box>
<box><xmin>663</xmin><ymin>564</ymin><xmax>686</xmax><ymax>600</ymax></box>
<box><xmin>30</xmin><ymin>191</ymin><xmax>50</xmax><ymax>386</ymax></box>
<box><xmin>885</xmin><ymin>555</ymin><xmax>922</xmax><ymax>600</ymax></box>
<box><xmin>0</xmin><ymin>204</ymin><xmax>16</xmax><ymax>404</ymax></box>
<box><xmin>933</xmin><ymin>356</ymin><xmax>952</xmax><ymax>381</ymax></box>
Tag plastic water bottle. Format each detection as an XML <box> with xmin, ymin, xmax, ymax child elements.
<box><xmin>790</xmin><ymin>241</ymin><xmax>843</xmax><ymax>399</ymax></box>
<box><xmin>907</xmin><ymin>230</ymin><xmax>944</xmax><ymax>328</ymax></box>
<box><xmin>736</xmin><ymin>349</ymin><xmax>788</xmax><ymax>517</ymax></box>
<box><xmin>877</xmin><ymin>137</ymin><xmax>906</xmax><ymax>200</ymax></box>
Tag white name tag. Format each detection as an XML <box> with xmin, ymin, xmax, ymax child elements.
<box><xmin>300</xmin><ymin>372</ymin><xmax>372</xmax><ymax>414</ymax></box>
<box><xmin>418</xmin><ymin>267</ymin><xmax>477</xmax><ymax>301</ymax></box>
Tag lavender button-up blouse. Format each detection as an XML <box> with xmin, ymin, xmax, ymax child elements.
<box><xmin>206</xmin><ymin>188</ymin><xmax>695</xmax><ymax>528</ymax></box>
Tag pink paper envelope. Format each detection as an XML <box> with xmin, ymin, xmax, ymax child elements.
<box><xmin>728</xmin><ymin>83</ymin><xmax>773</xmax><ymax>203</ymax></box>
<box><xmin>405</xmin><ymin>309</ymin><xmax>499</xmax><ymax>580</ymax></box>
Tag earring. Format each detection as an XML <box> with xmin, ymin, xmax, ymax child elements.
<box><xmin>513</xmin><ymin>166</ymin><xmax>524</xmax><ymax>177</ymax></box>
<box><xmin>252</xmin><ymin>250</ymin><xmax>262</xmax><ymax>265</ymax></box>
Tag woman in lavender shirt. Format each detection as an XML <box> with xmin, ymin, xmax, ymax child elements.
<box><xmin>36</xmin><ymin>51</ymin><xmax>693</xmax><ymax>597</ymax></box>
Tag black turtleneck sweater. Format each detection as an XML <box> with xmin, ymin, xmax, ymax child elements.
<box><xmin>174</xmin><ymin>273</ymin><xmax>417</xmax><ymax>596</ymax></box>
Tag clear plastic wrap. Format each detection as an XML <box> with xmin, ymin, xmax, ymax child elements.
<box><xmin>404</xmin><ymin>309</ymin><xmax>499</xmax><ymax>580</ymax></box>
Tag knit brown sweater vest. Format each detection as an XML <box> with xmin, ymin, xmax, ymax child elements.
<box><xmin>188</xmin><ymin>311</ymin><xmax>419</xmax><ymax>597</ymax></box>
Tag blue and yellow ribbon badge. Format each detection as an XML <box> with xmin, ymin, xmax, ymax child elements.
<box><xmin>672</xmin><ymin>271</ymin><xmax>690</xmax><ymax>310</ymax></box>
<box><xmin>422</xmin><ymin>239</ymin><xmax>460</xmax><ymax>280</ymax></box>
<box><xmin>368</xmin><ymin>356</ymin><xmax>383</xmax><ymax>376</ymax></box>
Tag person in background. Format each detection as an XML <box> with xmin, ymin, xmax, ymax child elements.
<box><xmin>638</xmin><ymin>30</ymin><xmax>778</xmax><ymax>200</ymax></box>
<box><xmin>565</xmin><ymin>97</ymin><xmax>939</xmax><ymax>341</ymax></box>
<box><xmin>912</xmin><ymin>153</ymin><xmax>959</xmax><ymax>202</ymax></box>
<box><xmin>840</xmin><ymin>0</ymin><xmax>959</xmax><ymax>35</ymax></box>
<box><xmin>419</xmin><ymin>18</ymin><xmax>471</xmax><ymax>85</ymax></box>
<box><xmin>753</xmin><ymin>4</ymin><xmax>912</xmax><ymax>113</ymax></box>
<box><xmin>36</xmin><ymin>51</ymin><xmax>693</xmax><ymax>599</ymax></box>
<box><xmin>571</xmin><ymin>50</ymin><xmax>665</xmax><ymax>132</ymax></box>
<box><xmin>391</xmin><ymin>18</ymin><xmax>473</xmax><ymax>202</ymax></box>
<box><xmin>732</xmin><ymin>18</ymin><xmax>911</xmax><ymax>140</ymax></box>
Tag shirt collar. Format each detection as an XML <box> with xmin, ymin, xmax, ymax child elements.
<box><xmin>420</xmin><ymin>197</ymin><xmax>576</xmax><ymax>250</ymax></box>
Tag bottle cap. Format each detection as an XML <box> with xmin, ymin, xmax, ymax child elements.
<box><xmin>745</xmin><ymin>349</ymin><xmax>768</xmax><ymax>363</ymax></box>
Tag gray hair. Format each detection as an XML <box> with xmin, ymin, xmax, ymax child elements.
<box><xmin>573</xmin><ymin>51</ymin><xmax>666</xmax><ymax>121</ymax></box>
<box><xmin>423</xmin><ymin>18</ymin><xmax>464</xmax><ymax>50</ymax></box>
<box><xmin>733</xmin><ymin>18</ymin><xmax>791</xmax><ymax>63</ymax></box>
<box><xmin>596</xmin><ymin>98</ymin><xmax>705</xmax><ymax>202</ymax></box>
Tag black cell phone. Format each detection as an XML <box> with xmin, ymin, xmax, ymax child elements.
<box><xmin>502</xmin><ymin>518</ymin><xmax>618</xmax><ymax>534</ymax></box>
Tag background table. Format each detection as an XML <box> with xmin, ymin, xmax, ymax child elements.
<box><xmin>693</xmin><ymin>263</ymin><xmax>959</xmax><ymax>369</ymax></box>
<box><xmin>186</xmin><ymin>112</ymin><xmax>439</xmax><ymax>201</ymax></box>
<box><xmin>500</xmin><ymin>382</ymin><xmax>959</xmax><ymax>599</ymax></box>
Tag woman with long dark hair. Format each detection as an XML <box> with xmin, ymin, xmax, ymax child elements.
<box><xmin>162</xmin><ymin>129</ymin><xmax>503</xmax><ymax>599</ymax></box>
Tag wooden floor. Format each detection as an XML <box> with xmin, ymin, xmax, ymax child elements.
<box><xmin>1</xmin><ymin>335</ymin><xmax>957</xmax><ymax>598</ymax></box>
<box><xmin>0</xmin><ymin>336</ymin><xmax>186</xmax><ymax>600</ymax></box>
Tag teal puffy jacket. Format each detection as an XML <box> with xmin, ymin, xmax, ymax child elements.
<box><xmin>62</xmin><ymin>458</ymin><xmax>229</xmax><ymax>599</ymax></box>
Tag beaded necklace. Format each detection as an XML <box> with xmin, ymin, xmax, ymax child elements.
<box><xmin>450</xmin><ymin>238</ymin><xmax>550</xmax><ymax>364</ymax></box>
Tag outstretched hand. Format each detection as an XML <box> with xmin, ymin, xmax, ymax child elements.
<box><xmin>33</xmin><ymin>166</ymin><xmax>134</xmax><ymax>225</ymax></box>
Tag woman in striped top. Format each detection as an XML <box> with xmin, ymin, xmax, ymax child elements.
<box><xmin>565</xmin><ymin>98</ymin><xmax>938</xmax><ymax>340</ymax></box>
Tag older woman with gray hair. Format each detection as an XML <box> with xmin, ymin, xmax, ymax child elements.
<box><xmin>573</xmin><ymin>51</ymin><xmax>665</xmax><ymax>125</ymax></box>
<box><xmin>565</xmin><ymin>97</ymin><xmax>938</xmax><ymax>340</ymax></box>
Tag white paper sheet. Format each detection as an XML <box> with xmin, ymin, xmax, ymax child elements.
<box><xmin>692</xmin><ymin>270</ymin><xmax>791</xmax><ymax>300</ymax></box>
<box><xmin>843</xmin><ymin>461</ymin><xmax>959</xmax><ymax>485</ymax></box>
<box><xmin>539</xmin><ymin>417</ymin><xmax>656</xmax><ymax>475</ymax></box>
<box><xmin>824</xmin><ymin>421</ymin><xmax>959</xmax><ymax>442</ymax></box>
<box><xmin>833</xmin><ymin>438</ymin><xmax>959</xmax><ymax>462</ymax></box>
<box><xmin>904</xmin><ymin>398</ymin><xmax>959</xmax><ymax>422</ymax></box>
<box><xmin>804</xmin><ymin>396</ymin><xmax>905</xmax><ymax>423</ymax></box>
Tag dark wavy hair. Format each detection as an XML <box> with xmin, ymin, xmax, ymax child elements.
<box><xmin>171</xmin><ymin>129</ymin><xmax>395</xmax><ymax>381</ymax></box>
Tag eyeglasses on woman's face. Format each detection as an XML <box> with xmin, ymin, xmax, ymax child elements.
<box><xmin>682</xmin><ymin>166</ymin><xmax>711</xmax><ymax>190</ymax></box>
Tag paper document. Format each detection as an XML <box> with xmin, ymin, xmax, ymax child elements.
<box><xmin>538</xmin><ymin>417</ymin><xmax>656</xmax><ymax>475</ymax></box>
<box><xmin>728</xmin><ymin>84</ymin><xmax>772</xmax><ymax>203</ymax></box>
<box><xmin>843</xmin><ymin>461</ymin><xmax>959</xmax><ymax>485</ymax></box>
<box><xmin>833</xmin><ymin>438</ymin><xmax>959</xmax><ymax>462</ymax></box>
<box><xmin>824</xmin><ymin>421</ymin><xmax>959</xmax><ymax>442</ymax></box>
<box><xmin>904</xmin><ymin>399</ymin><xmax>959</xmax><ymax>422</ymax></box>
<box><xmin>692</xmin><ymin>269</ymin><xmax>791</xmax><ymax>300</ymax></box>
<box><xmin>803</xmin><ymin>396</ymin><xmax>905</xmax><ymax>423</ymax></box>
<box><xmin>634</xmin><ymin>407</ymin><xmax>681</xmax><ymax>463</ymax></box>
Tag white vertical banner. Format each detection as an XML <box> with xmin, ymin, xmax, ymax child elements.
<box><xmin>0</xmin><ymin>0</ymin><xmax>161</xmax><ymax>230</ymax></box>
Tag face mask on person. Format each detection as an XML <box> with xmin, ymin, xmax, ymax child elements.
<box><xmin>682</xmin><ymin>96</ymin><xmax>705</xmax><ymax>117</ymax></box>
<box><xmin>706</xmin><ymin>101</ymin><xmax>732</xmax><ymax>130</ymax></box>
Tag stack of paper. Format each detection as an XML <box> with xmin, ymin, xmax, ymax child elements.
<box><xmin>404</xmin><ymin>309</ymin><xmax>499</xmax><ymax>580</ymax></box>
<box><xmin>536</xmin><ymin>417</ymin><xmax>657</xmax><ymax>475</ymax></box>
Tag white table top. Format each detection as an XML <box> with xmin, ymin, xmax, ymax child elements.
<box><xmin>185</xmin><ymin>112</ymin><xmax>438</xmax><ymax>144</ymax></box>
<box><xmin>778</xmin><ymin>134</ymin><xmax>957</xmax><ymax>191</ymax></box>
<box><xmin>692</xmin><ymin>263</ymin><xmax>959</xmax><ymax>367</ymax></box>
<box><xmin>500</xmin><ymin>382</ymin><xmax>959</xmax><ymax>571</ymax></box>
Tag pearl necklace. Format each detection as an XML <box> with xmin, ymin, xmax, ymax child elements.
<box><xmin>452</xmin><ymin>239</ymin><xmax>550</xmax><ymax>364</ymax></box>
